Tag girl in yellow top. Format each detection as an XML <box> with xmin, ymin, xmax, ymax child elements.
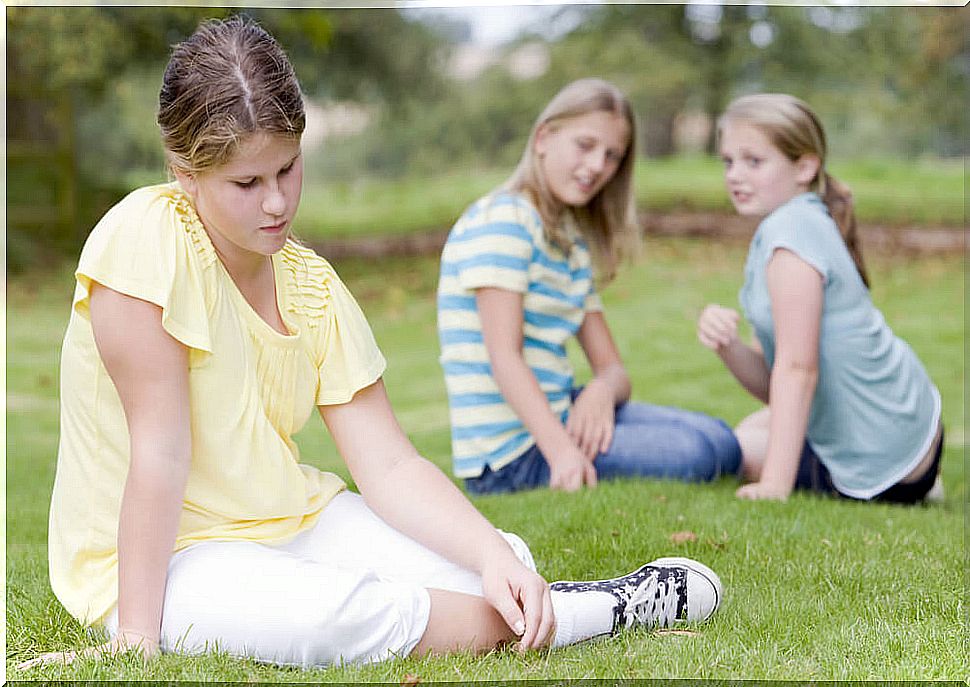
<box><xmin>22</xmin><ymin>16</ymin><xmax>723</xmax><ymax>670</ymax></box>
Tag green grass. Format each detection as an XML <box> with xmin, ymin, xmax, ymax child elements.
<box><xmin>6</xmin><ymin>239</ymin><xmax>965</xmax><ymax>681</ymax></box>
<box><xmin>293</xmin><ymin>156</ymin><xmax>966</xmax><ymax>240</ymax></box>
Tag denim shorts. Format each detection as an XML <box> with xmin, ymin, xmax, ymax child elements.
<box><xmin>796</xmin><ymin>426</ymin><xmax>944</xmax><ymax>504</ymax></box>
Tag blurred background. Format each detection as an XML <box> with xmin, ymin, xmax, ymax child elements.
<box><xmin>6</xmin><ymin>3</ymin><xmax>968</xmax><ymax>272</ymax></box>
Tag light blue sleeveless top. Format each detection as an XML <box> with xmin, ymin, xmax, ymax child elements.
<box><xmin>740</xmin><ymin>192</ymin><xmax>940</xmax><ymax>499</ymax></box>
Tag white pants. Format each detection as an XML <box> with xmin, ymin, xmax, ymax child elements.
<box><xmin>104</xmin><ymin>491</ymin><xmax>537</xmax><ymax>667</ymax></box>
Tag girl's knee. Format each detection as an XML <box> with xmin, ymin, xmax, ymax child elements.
<box><xmin>666</xmin><ymin>432</ymin><xmax>722</xmax><ymax>481</ymax></box>
<box><xmin>675</xmin><ymin>427</ymin><xmax>740</xmax><ymax>481</ymax></box>
<box><xmin>162</xmin><ymin>550</ymin><xmax>429</xmax><ymax>668</ymax></box>
<box><xmin>735</xmin><ymin>407</ymin><xmax>770</xmax><ymax>435</ymax></box>
<box><xmin>498</xmin><ymin>530</ymin><xmax>537</xmax><ymax>572</ymax></box>
<box><xmin>733</xmin><ymin>408</ymin><xmax>769</xmax><ymax>480</ymax></box>
<box><xmin>711</xmin><ymin>419</ymin><xmax>743</xmax><ymax>475</ymax></box>
<box><xmin>265</xmin><ymin>580</ymin><xmax>429</xmax><ymax>667</ymax></box>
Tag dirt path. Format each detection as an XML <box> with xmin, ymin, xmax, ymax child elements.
<box><xmin>308</xmin><ymin>212</ymin><xmax>966</xmax><ymax>259</ymax></box>
<box><xmin>640</xmin><ymin>212</ymin><xmax>967</xmax><ymax>255</ymax></box>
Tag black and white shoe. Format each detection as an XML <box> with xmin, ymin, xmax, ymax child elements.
<box><xmin>549</xmin><ymin>556</ymin><xmax>722</xmax><ymax>633</ymax></box>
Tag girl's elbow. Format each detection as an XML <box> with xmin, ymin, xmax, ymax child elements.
<box><xmin>488</xmin><ymin>348</ymin><xmax>527</xmax><ymax>382</ymax></box>
<box><xmin>355</xmin><ymin>448</ymin><xmax>426</xmax><ymax>488</ymax></box>
<box><xmin>487</xmin><ymin>343</ymin><xmax>524</xmax><ymax>366</ymax></box>
<box><xmin>774</xmin><ymin>359</ymin><xmax>819</xmax><ymax>385</ymax></box>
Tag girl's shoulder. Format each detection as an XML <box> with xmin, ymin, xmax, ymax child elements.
<box><xmin>752</xmin><ymin>192</ymin><xmax>845</xmax><ymax>281</ymax></box>
<box><xmin>481</xmin><ymin>189</ymin><xmax>539</xmax><ymax>214</ymax></box>
<box><xmin>103</xmin><ymin>181</ymin><xmax>195</xmax><ymax>222</ymax></box>
<box><xmin>454</xmin><ymin>190</ymin><xmax>543</xmax><ymax>240</ymax></box>
<box><xmin>276</xmin><ymin>240</ymin><xmax>344</xmax><ymax>325</ymax></box>
<box><xmin>759</xmin><ymin>193</ymin><xmax>833</xmax><ymax>235</ymax></box>
<box><xmin>756</xmin><ymin>193</ymin><xmax>840</xmax><ymax>249</ymax></box>
<box><xmin>278</xmin><ymin>239</ymin><xmax>338</xmax><ymax>284</ymax></box>
<box><xmin>72</xmin><ymin>183</ymin><xmax>215</xmax><ymax>352</ymax></box>
<box><xmin>90</xmin><ymin>182</ymin><xmax>211</xmax><ymax>252</ymax></box>
<box><xmin>80</xmin><ymin>182</ymin><xmax>216</xmax><ymax>274</ymax></box>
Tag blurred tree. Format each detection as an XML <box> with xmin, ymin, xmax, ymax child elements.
<box><xmin>862</xmin><ymin>8</ymin><xmax>969</xmax><ymax>157</ymax></box>
<box><xmin>8</xmin><ymin>4</ymin><xmax>964</xmax><ymax>272</ymax></box>
<box><xmin>314</xmin><ymin>4</ymin><xmax>967</xmax><ymax>182</ymax></box>
<box><xmin>547</xmin><ymin>5</ymin><xmax>769</xmax><ymax>154</ymax></box>
<box><xmin>6</xmin><ymin>6</ymin><xmax>449</xmax><ymax>268</ymax></box>
<box><xmin>7</xmin><ymin>6</ymin><xmax>445</xmax><ymax>132</ymax></box>
<box><xmin>5</xmin><ymin>5</ymin><xmax>187</xmax><ymax>268</ymax></box>
<box><xmin>286</xmin><ymin>8</ymin><xmax>447</xmax><ymax>108</ymax></box>
<box><xmin>547</xmin><ymin>5</ymin><xmax>699</xmax><ymax>156</ymax></box>
<box><xmin>547</xmin><ymin>4</ymin><xmax>967</xmax><ymax>157</ymax></box>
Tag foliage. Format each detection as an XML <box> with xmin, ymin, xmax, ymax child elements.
<box><xmin>295</xmin><ymin>155</ymin><xmax>964</xmax><ymax>240</ymax></box>
<box><xmin>6</xmin><ymin>6</ymin><xmax>447</xmax><ymax>270</ymax></box>
<box><xmin>543</xmin><ymin>12</ymin><xmax>698</xmax><ymax>156</ymax></box>
<box><xmin>6</xmin><ymin>5</ymin><xmax>967</xmax><ymax>271</ymax></box>
<box><xmin>552</xmin><ymin>5</ymin><xmax>968</xmax><ymax>157</ymax></box>
<box><xmin>315</xmin><ymin>5</ymin><xmax>967</xmax><ymax>180</ymax></box>
<box><xmin>6</xmin><ymin>6</ymin><xmax>444</xmax><ymax>107</ymax></box>
<box><xmin>6</xmin><ymin>242</ymin><xmax>964</xmax><ymax>680</ymax></box>
<box><xmin>307</xmin><ymin>63</ymin><xmax>544</xmax><ymax>180</ymax></box>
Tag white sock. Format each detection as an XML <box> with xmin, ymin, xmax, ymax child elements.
<box><xmin>549</xmin><ymin>589</ymin><xmax>618</xmax><ymax>648</ymax></box>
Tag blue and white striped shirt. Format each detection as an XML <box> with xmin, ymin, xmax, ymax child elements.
<box><xmin>437</xmin><ymin>192</ymin><xmax>602</xmax><ymax>478</ymax></box>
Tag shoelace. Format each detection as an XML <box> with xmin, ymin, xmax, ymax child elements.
<box><xmin>618</xmin><ymin>573</ymin><xmax>681</xmax><ymax>629</ymax></box>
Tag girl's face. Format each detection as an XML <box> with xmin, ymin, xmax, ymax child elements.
<box><xmin>718</xmin><ymin>120</ymin><xmax>819</xmax><ymax>218</ymax></box>
<box><xmin>177</xmin><ymin>133</ymin><xmax>303</xmax><ymax>267</ymax></box>
<box><xmin>534</xmin><ymin>110</ymin><xmax>630</xmax><ymax>209</ymax></box>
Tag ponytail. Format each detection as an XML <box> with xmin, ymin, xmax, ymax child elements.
<box><xmin>821</xmin><ymin>172</ymin><xmax>869</xmax><ymax>288</ymax></box>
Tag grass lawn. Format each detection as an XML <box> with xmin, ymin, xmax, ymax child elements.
<box><xmin>6</xmin><ymin>238</ymin><xmax>965</xmax><ymax>681</ymax></box>
<box><xmin>293</xmin><ymin>156</ymin><xmax>966</xmax><ymax>240</ymax></box>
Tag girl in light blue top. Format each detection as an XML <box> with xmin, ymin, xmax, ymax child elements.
<box><xmin>697</xmin><ymin>94</ymin><xmax>943</xmax><ymax>503</ymax></box>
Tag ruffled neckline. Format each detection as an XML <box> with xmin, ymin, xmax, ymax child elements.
<box><xmin>156</xmin><ymin>182</ymin><xmax>336</xmax><ymax>339</ymax></box>
<box><xmin>160</xmin><ymin>182</ymin><xmax>220</xmax><ymax>269</ymax></box>
<box><xmin>159</xmin><ymin>182</ymin><xmax>302</xmax><ymax>343</ymax></box>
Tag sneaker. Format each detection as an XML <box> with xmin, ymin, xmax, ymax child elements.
<box><xmin>549</xmin><ymin>556</ymin><xmax>722</xmax><ymax>633</ymax></box>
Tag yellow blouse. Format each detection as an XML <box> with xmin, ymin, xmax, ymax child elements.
<box><xmin>49</xmin><ymin>182</ymin><xmax>386</xmax><ymax>625</ymax></box>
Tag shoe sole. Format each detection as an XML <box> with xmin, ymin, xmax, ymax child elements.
<box><xmin>647</xmin><ymin>556</ymin><xmax>722</xmax><ymax>621</ymax></box>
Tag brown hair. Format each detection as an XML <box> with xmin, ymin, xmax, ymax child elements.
<box><xmin>505</xmin><ymin>78</ymin><xmax>640</xmax><ymax>283</ymax></box>
<box><xmin>158</xmin><ymin>15</ymin><xmax>305</xmax><ymax>176</ymax></box>
<box><xmin>718</xmin><ymin>93</ymin><xmax>869</xmax><ymax>287</ymax></box>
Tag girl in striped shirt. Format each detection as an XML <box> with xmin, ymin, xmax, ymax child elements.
<box><xmin>438</xmin><ymin>78</ymin><xmax>742</xmax><ymax>494</ymax></box>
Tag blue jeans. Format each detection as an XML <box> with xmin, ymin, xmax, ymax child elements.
<box><xmin>465</xmin><ymin>397</ymin><xmax>742</xmax><ymax>495</ymax></box>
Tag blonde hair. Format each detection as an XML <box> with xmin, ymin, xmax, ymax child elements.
<box><xmin>718</xmin><ymin>93</ymin><xmax>869</xmax><ymax>287</ymax></box>
<box><xmin>158</xmin><ymin>15</ymin><xmax>305</xmax><ymax>176</ymax></box>
<box><xmin>505</xmin><ymin>78</ymin><xmax>640</xmax><ymax>283</ymax></box>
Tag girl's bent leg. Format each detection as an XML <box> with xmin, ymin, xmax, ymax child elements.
<box><xmin>741</xmin><ymin>409</ymin><xmax>838</xmax><ymax>495</ymax></box>
<box><xmin>595</xmin><ymin>402</ymin><xmax>742</xmax><ymax>482</ymax></box>
<box><xmin>103</xmin><ymin>493</ymin><xmax>540</xmax><ymax>667</ymax></box>
<box><xmin>734</xmin><ymin>406</ymin><xmax>770</xmax><ymax>482</ymax></box>
<box><xmin>105</xmin><ymin>539</ymin><xmax>432</xmax><ymax>667</ymax></box>
<box><xmin>288</xmin><ymin>491</ymin><xmax>537</xmax><ymax>593</ymax></box>
<box><xmin>412</xmin><ymin>589</ymin><xmax>518</xmax><ymax>656</ymax></box>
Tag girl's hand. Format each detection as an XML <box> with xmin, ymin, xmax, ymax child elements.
<box><xmin>16</xmin><ymin>630</ymin><xmax>159</xmax><ymax>671</ymax></box>
<box><xmin>735</xmin><ymin>481</ymin><xmax>792</xmax><ymax>501</ymax></box>
<box><xmin>480</xmin><ymin>552</ymin><xmax>555</xmax><ymax>652</ymax></box>
<box><xmin>697</xmin><ymin>304</ymin><xmax>741</xmax><ymax>352</ymax></box>
<box><xmin>566</xmin><ymin>379</ymin><xmax>615</xmax><ymax>460</ymax></box>
<box><xmin>547</xmin><ymin>443</ymin><xmax>598</xmax><ymax>492</ymax></box>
